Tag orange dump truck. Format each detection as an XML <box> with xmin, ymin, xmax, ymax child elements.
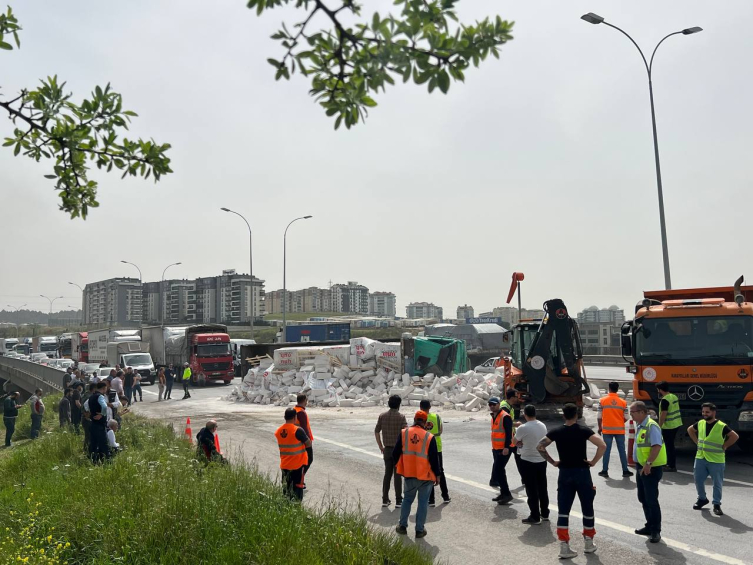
<box><xmin>621</xmin><ymin>277</ymin><xmax>753</xmax><ymax>450</ymax></box>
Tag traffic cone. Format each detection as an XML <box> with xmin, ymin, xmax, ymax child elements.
<box><xmin>214</xmin><ymin>432</ymin><xmax>222</xmax><ymax>455</ymax></box>
<box><xmin>627</xmin><ymin>419</ymin><xmax>636</xmax><ymax>466</ymax></box>
<box><xmin>185</xmin><ymin>417</ymin><xmax>192</xmax><ymax>441</ymax></box>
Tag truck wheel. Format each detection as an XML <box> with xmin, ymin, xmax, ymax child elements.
<box><xmin>224</xmin><ymin>380</ymin><xmax>232</xmax><ymax>385</ymax></box>
<box><xmin>197</xmin><ymin>374</ymin><xmax>206</xmax><ymax>387</ymax></box>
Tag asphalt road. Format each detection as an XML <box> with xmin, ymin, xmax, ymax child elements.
<box><xmin>132</xmin><ymin>380</ymin><xmax>753</xmax><ymax>565</ymax></box>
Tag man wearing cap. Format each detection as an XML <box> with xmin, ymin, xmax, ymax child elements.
<box><xmin>181</xmin><ymin>362</ymin><xmax>192</xmax><ymax>400</ymax></box>
<box><xmin>489</xmin><ymin>396</ymin><xmax>514</xmax><ymax>505</ymax></box>
<box><xmin>393</xmin><ymin>410</ymin><xmax>440</xmax><ymax>539</ymax></box>
<box><xmin>420</xmin><ymin>399</ymin><xmax>451</xmax><ymax>506</ymax></box>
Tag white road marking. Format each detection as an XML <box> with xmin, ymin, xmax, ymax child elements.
<box><xmin>676</xmin><ymin>469</ymin><xmax>753</xmax><ymax>488</ymax></box>
<box><xmin>315</xmin><ymin>436</ymin><xmax>747</xmax><ymax>565</ymax></box>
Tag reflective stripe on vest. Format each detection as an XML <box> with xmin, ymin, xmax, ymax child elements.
<box><xmin>294</xmin><ymin>405</ymin><xmax>314</xmax><ymax>442</ymax></box>
<box><xmin>636</xmin><ymin>418</ymin><xmax>667</xmax><ymax>466</ymax></box>
<box><xmin>661</xmin><ymin>393</ymin><xmax>682</xmax><ymax>430</ymax></box>
<box><xmin>491</xmin><ymin>410</ymin><xmax>508</xmax><ymax>450</ymax></box>
<box><xmin>426</xmin><ymin>412</ymin><xmax>442</xmax><ymax>452</ymax></box>
<box><xmin>275</xmin><ymin>423</ymin><xmax>308</xmax><ymax>471</ymax></box>
<box><xmin>396</xmin><ymin>426</ymin><xmax>436</xmax><ymax>482</ymax></box>
<box><xmin>696</xmin><ymin>420</ymin><xmax>726</xmax><ymax>464</ymax></box>
<box><xmin>599</xmin><ymin>393</ymin><xmax>627</xmax><ymax>435</ymax></box>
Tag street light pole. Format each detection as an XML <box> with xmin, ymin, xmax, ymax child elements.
<box><xmin>283</xmin><ymin>215</ymin><xmax>313</xmax><ymax>342</ymax></box>
<box><xmin>7</xmin><ymin>304</ymin><xmax>27</xmax><ymax>338</ymax></box>
<box><xmin>161</xmin><ymin>262</ymin><xmax>182</xmax><ymax>326</ymax></box>
<box><xmin>221</xmin><ymin>207</ymin><xmax>255</xmax><ymax>340</ymax></box>
<box><xmin>68</xmin><ymin>282</ymin><xmax>84</xmax><ymax>321</ymax></box>
<box><xmin>120</xmin><ymin>260</ymin><xmax>142</xmax><ymax>283</ymax></box>
<box><xmin>40</xmin><ymin>295</ymin><xmax>64</xmax><ymax>325</ymax></box>
<box><xmin>581</xmin><ymin>13</ymin><xmax>702</xmax><ymax>290</ymax></box>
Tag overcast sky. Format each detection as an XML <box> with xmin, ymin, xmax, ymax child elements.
<box><xmin>2</xmin><ymin>1</ymin><xmax>752</xmax><ymax>317</ymax></box>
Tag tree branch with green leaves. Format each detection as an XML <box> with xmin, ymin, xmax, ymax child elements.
<box><xmin>0</xmin><ymin>5</ymin><xmax>172</xmax><ymax>219</ymax></box>
<box><xmin>251</xmin><ymin>0</ymin><xmax>514</xmax><ymax>129</ymax></box>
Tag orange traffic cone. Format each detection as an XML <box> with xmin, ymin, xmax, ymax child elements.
<box><xmin>185</xmin><ymin>417</ymin><xmax>192</xmax><ymax>441</ymax></box>
<box><xmin>214</xmin><ymin>433</ymin><xmax>222</xmax><ymax>455</ymax></box>
<box><xmin>627</xmin><ymin>419</ymin><xmax>636</xmax><ymax>466</ymax></box>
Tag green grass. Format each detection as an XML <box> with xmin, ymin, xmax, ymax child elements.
<box><xmin>0</xmin><ymin>402</ymin><xmax>432</xmax><ymax>565</ymax></box>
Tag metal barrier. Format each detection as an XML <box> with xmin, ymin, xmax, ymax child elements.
<box><xmin>582</xmin><ymin>355</ymin><xmax>628</xmax><ymax>367</ymax></box>
<box><xmin>0</xmin><ymin>356</ymin><xmax>64</xmax><ymax>396</ymax></box>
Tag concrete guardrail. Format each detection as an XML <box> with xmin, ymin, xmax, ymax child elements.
<box><xmin>0</xmin><ymin>357</ymin><xmax>64</xmax><ymax>396</ymax></box>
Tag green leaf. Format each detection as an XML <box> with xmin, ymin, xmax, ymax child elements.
<box><xmin>437</xmin><ymin>69</ymin><xmax>450</xmax><ymax>94</ymax></box>
<box><xmin>44</xmin><ymin>174</ymin><xmax>57</xmax><ymax>179</ymax></box>
<box><xmin>362</xmin><ymin>96</ymin><xmax>377</xmax><ymax>108</ymax></box>
<box><xmin>0</xmin><ymin>40</ymin><xmax>12</xmax><ymax>50</ymax></box>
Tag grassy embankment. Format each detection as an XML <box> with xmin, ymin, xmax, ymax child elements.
<box><xmin>0</xmin><ymin>399</ymin><xmax>431</xmax><ymax>565</ymax></box>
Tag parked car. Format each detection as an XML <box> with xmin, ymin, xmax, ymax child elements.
<box><xmin>474</xmin><ymin>357</ymin><xmax>502</xmax><ymax>374</ymax></box>
<box><xmin>30</xmin><ymin>353</ymin><xmax>48</xmax><ymax>363</ymax></box>
<box><xmin>97</xmin><ymin>367</ymin><xmax>115</xmax><ymax>378</ymax></box>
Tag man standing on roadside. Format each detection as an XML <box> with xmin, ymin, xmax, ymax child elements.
<box><xmin>488</xmin><ymin>396</ymin><xmax>514</xmax><ymax>505</ymax></box>
<box><xmin>597</xmin><ymin>382</ymin><xmax>632</xmax><ymax>478</ymax></box>
<box><xmin>88</xmin><ymin>382</ymin><xmax>110</xmax><ymax>462</ymax></box>
<box><xmin>514</xmin><ymin>405</ymin><xmax>550</xmax><ymax>525</ymax></box>
<box><xmin>501</xmin><ymin>388</ymin><xmax>521</xmax><ymax>423</ymax></box>
<box><xmin>275</xmin><ymin>407</ymin><xmax>311</xmax><ymax>501</ymax></box>
<box><xmin>182</xmin><ymin>362</ymin><xmax>192</xmax><ymax>399</ymax></box>
<box><xmin>656</xmin><ymin>381</ymin><xmax>681</xmax><ymax>472</ymax></box>
<box><xmin>420</xmin><ymin>399</ymin><xmax>450</xmax><ymax>507</ymax></box>
<box><xmin>538</xmin><ymin>403</ymin><xmax>606</xmax><ymax>559</ymax></box>
<box><xmin>294</xmin><ymin>393</ymin><xmax>314</xmax><ymax>476</ymax></box>
<box><xmin>71</xmin><ymin>383</ymin><xmax>83</xmax><ymax>435</ymax></box>
<box><xmin>165</xmin><ymin>364</ymin><xmax>175</xmax><ymax>400</ymax></box>
<box><xmin>687</xmin><ymin>402</ymin><xmax>739</xmax><ymax>516</ymax></box>
<box><xmin>29</xmin><ymin>389</ymin><xmax>45</xmax><ymax>439</ymax></box>
<box><xmin>59</xmin><ymin>388</ymin><xmax>72</xmax><ymax>428</ymax></box>
<box><xmin>63</xmin><ymin>367</ymin><xmax>73</xmax><ymax>389</ymax></box>
<box><xmin>630</xmin><ymin>401</ymin><xmax>666</xmax><ymax>544</ymax></box>
<box><xmin>375</xmin><ymin>394</ymin><xmax>407</xmax><ymax>508</ymax></box>
<box><xmin>393</xmin><ymin>411</ymin><xmax>440</xmax><ymax>539</ymax></box>
<box><xmin>123</xmin><ymin>367</ymin><xmax>135</xmax><ymax>405</ymax></box>
<box><xmin>3</xmin><ymin>392</ymin><xmax>22</xmax><ymax>447</ymax></box>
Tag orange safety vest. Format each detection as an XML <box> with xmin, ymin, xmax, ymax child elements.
<box><xmin>396</xmin><ymin>426</ymin><xmax>437</xmax><ymax>482</ymax></box>
<box><xmin>491</xmin><ymin>410</ymin><xmax>508</xmax><ymax>450</ymax></box>
<box><xmin>294</xmin><ymin>405</ymin><xmax>314</xmax><ymax>442</ymax></box>
<box><xmin>275</xmin><ymin>423</ymin><xmax>309</xmax><ymax>471</ymax></box>
<box><xmin>599</xmin><ymin>393</ymin><xmax>627</xmax><ymax>435</ymax></box>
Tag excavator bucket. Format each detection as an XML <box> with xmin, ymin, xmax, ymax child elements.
<box><xmin>523</xmin><ymin>299</ymin><xmax>585</xmax><ymax>403</ymax></box>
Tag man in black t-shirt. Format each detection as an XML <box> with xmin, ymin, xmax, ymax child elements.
<box><xmin>538</xmin><ymin>404</ymin><xmax>606</xmax><ymax>560</ymax></box>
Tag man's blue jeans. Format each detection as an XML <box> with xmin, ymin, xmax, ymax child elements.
<box><xmin>694</xmin><ymin>458</ymin><xmax>725</xmax><ymax>505</ymax></box>
<box><xmin>399</xmin><ymin>478</ymin><xmax>433</xmax><ymax>533</ymax></box>
<box><xmin>602</xmin><ymin>434</ymin><xmax>629</xmax><ymax>473</ymax></box>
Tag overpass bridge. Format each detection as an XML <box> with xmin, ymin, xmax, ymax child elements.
<box><xmin>0</xmin><ymin>356</ymin><xmax>63</xmax><ymax>399</ymax></box>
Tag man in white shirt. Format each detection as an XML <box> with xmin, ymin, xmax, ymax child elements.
<box><xmin>514</xmin><ymin>404</ymin><xmax>550</xmax><ymax>524</ymax></box>
<box><xmin>106</xmin><ymin>419</ymin><xmax>120</xmax><ymax>452</ymax></box>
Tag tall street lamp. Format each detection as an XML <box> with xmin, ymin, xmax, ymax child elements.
<box><xmin>120</xmin><ymin>260</ymin><xmax>142</xmax><ymax>282</ymax></box>
<box><xmin>40</xmin><ymin>295</ymin><xmax>64</xmax><ymax>325</ymax></box>
<box><xmin>161</xmin><ymin>262</ymin><xmax>182</xmax><ymax>325</ymax></box>
<box><xmin>221</xmin><ymin>207</ymin><xmax>255</xmax><ymax>340</ymax></box>
<box><xmin>581</xmin><ymin>12</ymin><xmax>702</xmax><ymax>290</ymax></box>
<box><xmin>7</xmin><ymin>304</ymin><xmax>27</xmax><ymax>338</ymax></box>
<box><xmin>68</xmin><ymin>282</ymin><xmax>84</xmax><ymax>320</ymax></box>
<box><xmin>283</xmin><ymin>215</ymin><xmax>313</xmax><ymax>342</ymax></box>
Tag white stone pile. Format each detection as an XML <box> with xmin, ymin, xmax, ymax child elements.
<box><xmin>225</xmin><ymin>337</ymin><xmax>504</xmax><ymax>411</ymax></box>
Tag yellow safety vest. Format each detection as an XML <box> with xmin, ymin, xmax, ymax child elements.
<box><xmin>426</xmin><ymin>412</ymin><xmax>442</xmax><ymax>452</ymax></box>
<box><xmin>501</xmin><ymin>400</ymin><xmax>515</xmax><ymax>422</ymax></box>
<box><xmin>636</xmin><ymin>418</ymin><xmax>667</xmax><ymax>466</ymax></box>
<box><xmin>695</xmin><ymin>420</ymin><xmax>726</xmax><ymax>464</ymax></box>
<box><xmin>182</xmin><ymin>367</ymin><xmax>192</xmax><ymax>381</ymax></box>
<box><xmin>661</xmin><ymin>393</ymin><xmax>682</xmax><ymax>430</ymax></box>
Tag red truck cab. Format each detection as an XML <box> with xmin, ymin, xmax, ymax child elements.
<box><xmin>190</xmin><ymin>333</ymin><xmax>234</xmax><ymax>385</ymax></box>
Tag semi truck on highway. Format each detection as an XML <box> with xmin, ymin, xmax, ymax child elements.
<box><xmin>621</xmin><ymin>276</ymin><xmax>753</xmax><ymax>450</ymax></box>
<box><xmin>105</xmin><ymin>342</ymin><xmax>155</xmax><ymax>384</ymax></box>
<box><xmin>141</xmin><ymin>325</ymin><xmax>234</xmax><ymax>386</ymax></box>
<box><xmin>71</xmin><ymin>332</ymin><xmax>89</xmax><ymax>363</ymax></box>
<box><xmin>88</xmin><ymin>329</ymin><xmax>141</xmax><ymax>363</ymax></box>
<box><xmin>0</xmin><ymin>338</ymin><xmax>19</xmax><ymax>355</ymax></box>
<box><xmin>58</xmin><ymin>333</ymin><xmax>73</xmax><ymax>358</ymax></box>
<box><xmin>32</xmin><ymin>336</ymin><xmax>59</xmax><ymax>358</ymax></box>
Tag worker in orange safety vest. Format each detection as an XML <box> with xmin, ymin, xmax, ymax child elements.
<box><xmin>275</xmin><ymin>407</ymin><xmax>312</xmax><ymax>501</ymax></box>
<box><xmin>393</xmin><ymin>410</ymin><xmax>440</xmax><ymax>539</ymax></box>
<box><xmin>597</xmin><ymin>382</ymin><xmax>633</xmax><ymax>478</ymax></box>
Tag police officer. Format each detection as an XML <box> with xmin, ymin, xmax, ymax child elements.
<box><xmin>630</xmin><ymin>401</ymin><xmax>666</xmax><ymax>544</ymax></box>
<box><xmin>420</xmin><ymin>399</ymin><xmax>450</xmax><ymax>506</ymax></box>
<box><xmin>181</xmin><ymin>362</ymin><xmax>192</xmax><ymax>399</ymax></box>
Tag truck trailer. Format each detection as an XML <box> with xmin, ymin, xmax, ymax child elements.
<box><xmin>284</xmin><ymin>323</ymin><xmax>351</xmax><ymax>343</ymax></box>
<box><xmin>71</xmin><ymin>332</ymin><xmax>89</xmax><ymax>363</ymax></box>
<box><xmin>0</xmin><ymin>338</ymin><xmax>19</xmax><ymax>355</ymax></box>
<box><xmin>141</xmin><ymin>325</ymin><xmax>234</xmax><ymax>385</ymax></box>
<box><xmin>32</xmin><ymin>336</ymin><xmax>58</xmax><ymax>358</ymax></box>
<box><xmin>88</xmin><ymin>329</ymin><xmax>141</xmax><ymax>364</ymax></box>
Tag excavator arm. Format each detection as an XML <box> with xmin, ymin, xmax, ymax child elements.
<box><xmin>523</xmin><ymin>298</ymin><xmax>587</xmax><ymax>403</ymax></box>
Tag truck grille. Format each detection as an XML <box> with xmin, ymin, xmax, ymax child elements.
<box><xmin>639</xmin><ymin>382</ymin><xmax>752</xmax><ymax>410</ymax></box>
<box><xmin>138</xmin><ymin>369</ymin><xmax>151</xmax><ymax>378</ymax></box>
<box><xmin>202</xmin><ymin>362</ymin><xmax>230</xmax><ymax>372</ymax></box>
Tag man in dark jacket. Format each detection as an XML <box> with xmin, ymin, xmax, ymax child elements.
<box><xmin>164</xmin><ymin>364</ymin><xmax>175</xmax><ymax>400</ymax></box>
<box><xmin>3</xmin><ymin>392</ymin><xmax>22</xmax><ymax>446</ymax></box>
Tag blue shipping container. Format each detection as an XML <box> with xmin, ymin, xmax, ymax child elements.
<box><xmin>285</xmin><ymin>323</ymin><xmax>351</xmax><ymax>343</ymax></box>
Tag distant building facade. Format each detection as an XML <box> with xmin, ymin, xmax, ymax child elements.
<box><xmin>492</xmin><ymin>306</ymin><xmax>546</xmax><ymax>327</ymax></box>
<box><xmin>331</xmin><ymin>281</ymin><xmax>370</xmax><ymax>314</ymax></box>
<box><xmin>577</xmin><ymin>305</ymin><xmax>625</xmax><ymax>326</ymax></box>
<box><xmin>457</xmin><ymin>304</ymin><xmax>475</xmax><ymax>320</ymax></box>
<box><xmin>406</xmin><ymin>302</ymin><xmax>443</xmax><ymax>320</ymax></box>
<box><xmin>369</xmin><ymin>292</ymin><xmax>396</xmax><ymax>317</ymax></box>
<box><xmin>83</xmin><ymin>278</ymin><xmax>142</xmax><ymax>326</ymax></box>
